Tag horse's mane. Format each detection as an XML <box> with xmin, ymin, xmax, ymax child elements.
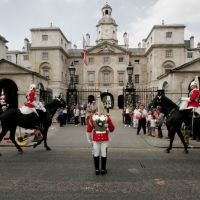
<box><xmin>162</xmin><ymin>95</ymin><xmax>178</xmax><ymax>108</ymax></box>
<box><xmin>45</xmin><ymin>99</ymin><xmax>57</xmax><ymax>109</ymax></box>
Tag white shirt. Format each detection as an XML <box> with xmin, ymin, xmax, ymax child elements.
<box><xmin>73</xmin><ymin>109</ymin><xmax>80</xmax><ymax>117</ymax></box>
<box><xmin>80</xmin><ymin>110</ymin><xmax>86</xmax><ymax>117</ymax></box>
<box><xmin>150</xmin><ymin>119</ymin><xmax>157</xmax><ymax>127</ymax></box>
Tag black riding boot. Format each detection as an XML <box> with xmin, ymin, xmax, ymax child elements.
<box><xmin>101</xmin><ymin>157</ymin><xmax>107</xmax><ymax>175</ymax></box>
<box><xmin>94</xmin><ymin>156</ymin><xmax>100</xmax><ymax>175</ymax></box>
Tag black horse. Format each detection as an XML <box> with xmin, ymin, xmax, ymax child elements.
<box><xmin>151</xmin><ymin>94</ymin><xmax>200</xmax><ymax>153</ymax></box>
<box><xmin>0</xmin><ymin>96</ymin><xmax>65</xmax><ymax>155</ymax></box>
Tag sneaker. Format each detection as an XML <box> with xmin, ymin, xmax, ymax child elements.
<box><xmin>129</xmin><ymin>125</ymin><xmax>130</xmax><ymax>127</ymax></box>
<box><xmin>125</xmin><ymin>125</ymin><xmax>127</xmax><ymax>127</ymax></box>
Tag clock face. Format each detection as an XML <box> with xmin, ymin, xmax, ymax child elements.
<box><xmin>103</xmin><ymin>28</ymin><xmax>110</xmax><ymax>36</ymax></box>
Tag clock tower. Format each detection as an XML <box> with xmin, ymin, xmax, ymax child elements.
<box><xmin>96</xmin><ymin>2</ymin><xmax>118</xmax><ymax>45</ymax></box>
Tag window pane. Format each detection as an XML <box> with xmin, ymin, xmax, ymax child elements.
<box><xmin>135</xmin><ymin>60</ymin><xmax>140</xmax><ymax>64</ymax></box>
<box><xmin>104</xmin><ymin>57</ymin><xmax>109</xmax><ymax>63</ymax></box>
<box><xmin>43</xmin><ymin>70</ymin><xmax>49</xmax><ymax>78</ymax></box>
<box><xmin>42</xmin><ymin>53</ymin><xmax>48</xmax><ymax>59</ymax></box>
<box><xmin>104</xmin><ymin>73</ymin><xmax>109</xmax><ymax>85</ymax></box>
<box><xmin>89</xmin><ymin>58</ymin><xmax>94</xmax><ymax>63</ymax></box>
<box><xmin>166</xmin><ymin>50</ymin><xmax>172</xmax><ymax>57</ymax></box>
<box><xmin>187</xmin><ymin>52</ymin><xmax>193</xmax><ymax>58</ymax></box>
<box><xmin>119</xmin><ymin>73</ymin><xmax>124</xmax><ymax>82</ymax></box>
<box><xmin>74</xmin><ymin>61</ymin><xmax>79</xmax><ymax>65</ymax></box>
<box><xmin>42</xmin><ymin>35</ymin><xmax>48</xmax><ymax>41</ymax></box>
<box><xmin>166</xmin><ymin>32</ymin><xmax>172</xmax><ymax>38</ymax></box>
<box><xmin>7</xmin><ymin>56</ymin><xmax>12</xmax><ymax>61</ymax></box>
<box><xmin>23</xmin><ymin>55</ymin><xmax>29</xmax><ymax>60</ymax></box>
<box><xmin>119</xmin><ymin>57</ymin><xmax>124</xmax><ymax>62</ymax></box>
<box><xmin>135</xmin><ymin>75</ymin><xmax>139</xmax><ymax>83</ymax></box>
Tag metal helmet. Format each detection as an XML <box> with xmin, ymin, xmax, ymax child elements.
<box><xmin>190</xmin><ymin>76</ymin><xmax>199</xmax><ymax>88</ymax></box>
<box><xmin>30</xmin><ymin>84</ymin><xmax>36</xmax><ymax>90</ymax></box>
<box><xmin>190</xmin><ymin>81</ymin><xmax>197</xmax><ymax>86</ymax></box>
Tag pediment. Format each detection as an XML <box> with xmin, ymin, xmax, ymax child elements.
<box><xmin>0</xmin><ymin>59</ymin><xmax>31</xmax><ymax>74</ymax></box>
<box><xmin>87</xmin><ymin>42</ymin><xmax>127</xmax><ymax>54</ymax></box>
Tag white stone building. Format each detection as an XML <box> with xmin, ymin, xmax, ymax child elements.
<box><xmin>1</xmin><ymin>2</ymin><xmax>200</xmax><ymax>108</ymax></box>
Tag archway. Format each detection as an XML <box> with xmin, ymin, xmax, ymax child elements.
<box><xmin>118</xmin><ymin>95</ymin><xmax>123</xmax><ymax>109</ymax></box>
<box><xmin>101</xmin><ymin>92</ymin><xmax>114</xmax><ymax>109</ymax></box>
<box><xmin>88</xmin><ymin>95</ymin><xmax>95</xmax><ymax>103</ymax></box>
<box><xmin>0</xmin><ymin>79</ymin><xmax>18</xmax><ymax>108</ymax></box>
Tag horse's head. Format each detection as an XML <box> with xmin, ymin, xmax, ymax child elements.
<box><xmin>55</xmin><ymin>96</ymin><xmax>66</xmax><ymax>108</ymax></box>
<box><xmin>151</xmin><ymin>94</ymin><xmax>163</xmax><ymax>109</ymax></box>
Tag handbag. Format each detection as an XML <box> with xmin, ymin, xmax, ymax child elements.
<box><xmin>136</xmin><ymin>114</ymin><xmax>142</xmax><ymax>119</ymax></box>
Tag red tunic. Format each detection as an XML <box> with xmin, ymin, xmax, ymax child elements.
<box><xmin>87</xmin><ymin>115</ymin><xmax>115</xmax><ymax>142</ymax></box>
<box><xmin>25</xmin><ymin>91</ymin><xmax>36</xmax><ymax>108</ymax></box>
<box><xmin>188</xmin><ymin>88</ymin><xmax>199</xmax><ymax>108</ymax></box>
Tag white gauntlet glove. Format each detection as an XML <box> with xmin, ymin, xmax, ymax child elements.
<box><xmin>181</xmin><ymin>97</ymin><xmax>190</xmax><ymax>102</ymax></box>
<box><xmin>31</xmin><ymin>101</ymin><xmax>40</xmax><ymax>108</ymax></box>
<box><xmin>86</xmin><ymin>132</ymin><xmax>92</xmax><ymax>144</ymax></box>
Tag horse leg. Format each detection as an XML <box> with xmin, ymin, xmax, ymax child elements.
<box><xmin>0</xmin><ymin>129</ymin><xmax>9</xmax><ymax>156</ymax></box>
<box><xmin>165</xmin><ymin>130</ymin><xmax>175</xmax><ymax>153</ymax></box>
<box><xmin>9</xmin><ymin>127</ymin><xmax>23</xmax><ymax>154</ymax></box>
<box><xmin>42</xmin><ymin>128</ymin><xmax>51</xmax><ymax>151</ymax></box>
<box><xmin>177</xmin><ymin>129</ymin><xmax>188</xmax><ymax>154</ymax></box>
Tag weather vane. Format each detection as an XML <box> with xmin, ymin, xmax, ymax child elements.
<box><xmin>106</xmin><ymin>0</ymin><xmax>108</xmax><ymax>4</ymax></box>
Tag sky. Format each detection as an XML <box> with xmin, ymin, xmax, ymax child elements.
<box><xmin>0</xmin><ymin>0</ymin><xmax>200</xmax><ymax>50</ymax></box>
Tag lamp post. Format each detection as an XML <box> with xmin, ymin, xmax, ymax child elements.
<box><xmin>123</xmin><ymin>62</ymin><xmax>135</xmax><ymax>107</ymax></box>
<box><xmin>67</xmin><ymin>62</ymin><xmax>77</xmax><ymax>107</ymax></box>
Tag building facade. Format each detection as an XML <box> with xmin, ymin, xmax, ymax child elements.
<box><xmin>1</xmin><ymin>2</ymin><xmax>200</xmax><ymax>108</ymax></box>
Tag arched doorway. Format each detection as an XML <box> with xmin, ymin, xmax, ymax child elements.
<box><xmin>88</xmin><ymin>95</ymin><xmax>95</xmax><ymax>103</ymax></box>
<box><xmin>118</xmin><ymin>95</ymin><xmax>123</xmax><ymax>109</ymax></box>
<box><xmin>101</xmin><ymin>92</ymin><xmax>114</xmax><ymax>109</ymax></box>
<box><xmin>0</xmin><ymin>79</ymin><xmax>18</xmax><ymax>108</ymax></box>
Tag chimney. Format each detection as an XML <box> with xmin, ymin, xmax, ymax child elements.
<box><xmin>138</xmin><ymin>42</ymin><xmax>141</xmax><ymax>48</ymax></box>
<box><xmin>73</xmin><ymin>44</ymin><xmax>77</xmax><ymax>49</ymax></box>
<box><xmin>67</xmin><ymin>41</ymin><xmax>71</xmax><ymax>49</ymax></box>
<box><xmin>197</xmin><ymin>42</ymin><xmax>200</xmax><ymax>49</ymax></box>
<box><xmin>142</xmin><ymin>39</ymin><xmax>146</xmax><ymax>48</ymax></box>
<box><xmin>123</xmin><ymin>32</ymin><xmax>127</xmax><ymax>45</ymax></box>
<box><xmin>190</xmin><ymin>36</ymin><xmax>194</xmax><ymax>48</ymax></box>
<box><xmin>86</xmin><ymin>33</ymin><xmax>90</xmax><ymax>46</ymax></box>
<box><xmin>24</xmin><ymin>38</ymin><xmax>29</xmax><ymax>51</ymax></box>
<box><xmin>162</xmin><ymin>20</ymin><xmax>164</xmax><ymax>25</ymax></box>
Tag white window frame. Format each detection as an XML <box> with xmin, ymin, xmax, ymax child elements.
<box><xmin>7</xmin><ymin>56</ymin><xmax>12</xmax><ymax>61</ymax></box>
<box><xmin>166</xmin><ymin>32</ymin><xmax>172</xmax><ymax>38</ymax></box>
<box><xmin>42</xmin><ymin>35</ymin><xmax>48</xmax><ymax>41</ymax></box>
<box><xmin>135</xmin><ymin>74</ymin><xmax>139</xmax><ymax>83</ymax></box>
<box><xmin>166</xmin><ymin>50</ymin><xmax>172</xmax><ymax>57</ymax></box>
<box><xmin>103</xmin><ymin>73</ymin><xmax>110</xmax><ymax>85</ymax></box>
<box><xmin>23</xmin><ymin>55</ymin><xmax>29</xmax><ymax>60</ymax></box>
<box><xmin>104</xmin><ymin>57</ymin><xmax>109</xmax><ymax>64</ymax></box>
<box><xmin>42</xmin><ymin>52</ymin><xmax>49</xmax><ymax>59</ymax></box>
<box><xmin>89</xmin><ymin>57</ymin><xmax>94</xmax><ymax>64</ymax></box>
<box><xmin>119</xmin><ymin>57</ymin><xmax>124</xmax><ymax>63</ymax></box>
<box><xmin>88</xmin><ymin>73</ymin><xmax>94</xmax><ymax>86</ymax></box>
<box><xmin>187</xmin><ymin>52</ymin><xmax>193</xmax><ymax>58</ymax></box>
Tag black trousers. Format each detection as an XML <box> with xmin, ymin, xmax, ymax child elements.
<box><xmin>81</xmin><ymin>117</ymin><xmax>86</xmax><ymax>125</ymax></box>
<box><xmin>157</xmin><ymin>125</ymin><xmax>163</xmax><ymax>138</ymax></box>
<box><xmin>125</xmin><ymin>114</ymin><xmax>131</xmax><ymax>125</ymax></box>
<box><xmin>137</xmin><ymin>118</ymin><xmax>146</xmax><ymax>134</ymax></box>
<box><xmin>74</xmin><ymin>116</ymin><xmax>79</xmax><ymax>125</ymax></box>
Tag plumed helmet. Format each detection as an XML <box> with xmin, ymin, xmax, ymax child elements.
<box><xmin>30</xmin><ymin>84</ymin><xmax>36</xmax><ymax>90</ymax></box>
<box><xmin>190</xmin><ymin>81</ymin><xmax>197</xmax><ymax>86</ymax></box>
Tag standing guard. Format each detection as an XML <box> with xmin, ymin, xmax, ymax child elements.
<box><xmin>86</xmin><ymin>95</ymin><xmax>115</xmax><ymax>175</ymax></box>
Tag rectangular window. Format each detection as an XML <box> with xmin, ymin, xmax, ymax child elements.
<box><xmin>43</xmin><ymin>70</ymin><xmax>49</xmax><ymax>78</ymax></box>
<box><xmin>187</xmin><ymin>52</ymin><xmax>193</xmax><ymax>58</ymax></box>
<box><xmin>166</xmin><ymin>50</ymin><xmax>172</xmax><ymax>57</ymax></box>
<box><xmin>119</xmin><ymin>73</ymin><xmax>124</xmax><ymax>86</ymax></box>
<box><xmin>74</xmin><ymin>61</ymin><xmax>79</xmax><ymax>65</ymax></box>
<box><xmin>89</xmin><ymin>73</ymin><xmax>94</xmax><ymax>85</ymax></box>
<box><xmin>23</xmin><ymin>55</ymin><xmax>29</xmax><ymax>60</ymax></box>
<box><xmin>119</xmin><ymin>57</ymin><xmax>124</xmax><ymax>63</ymax></box>
<box><xmin>42</xmin><ymin>53</ymin><xmax>48</xmax><ymax>59</ymax></box>
<box><xmin>104</xmin><ymin>73</ymin><xmax>109</xmax><ymax>85</ymax></box>
<box><xmin>73</xmin><ymin>75</ymin><xmax>79</xmax><ymax>84</ymax></box>
<box><xmin>104</xmin><ymin>57</ymin><xmax>109</xmax><ymax>63</ymax></box>
<box><xmin>42</xmin><ymin>35</ymin><xmax>48</xmax><ymax>41</ymax></box>
<box><xmin>7</xmin><ymin>56</ymin><xmax>12</xmax><ymax>61</ymax></box>
<box><xmin>135</xmin><ymin>60</ymin><xmax>140</xmax><ymax>64</ymax></box>
<box><xmin>166</xmin><ymin>32</ymin><xmax>172</xmax><ymax>38</ymax></box>
<box><xmin>89</xmin><ymin>57</ymin><xmax>94</xmax><ymax>63</ymax></box>
<box><xmin>135</xmin><ymin>74</ymin><xmax>139</xmax><ymax>83</ymax></box>
<box><xmin>61</xmin><ymin>38</ymin><xmax>63</xmax><ymax>45</ymax></box>
<box><xmin>61</xmin><ymin>55</ymin><xmax>63</xmax><ymax>61</ymax></box>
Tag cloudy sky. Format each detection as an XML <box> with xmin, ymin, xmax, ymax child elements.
<box><xmin>0</xmin><ymin>0</ymin><xmax>200</xmax><ymax>50</ymax></box>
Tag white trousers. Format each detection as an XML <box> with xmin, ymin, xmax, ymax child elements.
<box><xmin>93</xmin><ymin>141</ymin><xmax>108</xmax><ymax>157</ymax></box>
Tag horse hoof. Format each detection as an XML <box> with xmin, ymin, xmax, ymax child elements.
<box><xmin>164</xmin><ymin>149</ymin><xmax>170</xmax><ymax>153</ymax></box>
<box><xmin>183</xmin><ymin>149</ymin><xmax>188</xmax><ymax>154</ymax></box>
<box><xmin>33</xmin><ymin>144</ymin><xmax>37</xmax><ymax>148</ymax></box>
<box><xmin>0</xmin><ymin>153</ymin><xmax>2</xmax><ymax>156</ymax></box>
<box><xmin>46</xmin><ymin>147</ymin><xmax>51</xmax><ymax>151</ymax></box>
<box><xmin>18</xmin><ymin>149</ymin><xmax>23</xmax><ymax>154</ymax></box>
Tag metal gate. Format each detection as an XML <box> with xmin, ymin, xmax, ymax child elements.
<box><xmin>39</xmin><ymin>88</ymin><xmax>53</xmax><ymax>104</ymax></box>
<box><xmin>123</xmin><ymin>87</ymin><xmax>158</xmax><ymax>107</ymax></box>
<box><xmin>77</xmin><ymin>88</ymin><xmax>101</xmax><ymax>104</ymax></box>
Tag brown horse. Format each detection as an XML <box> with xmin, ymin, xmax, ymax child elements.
<box><xmin>0</xmin><ymin>97</ymin><xmax>65</xmax><ymax>155</ymax></box>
